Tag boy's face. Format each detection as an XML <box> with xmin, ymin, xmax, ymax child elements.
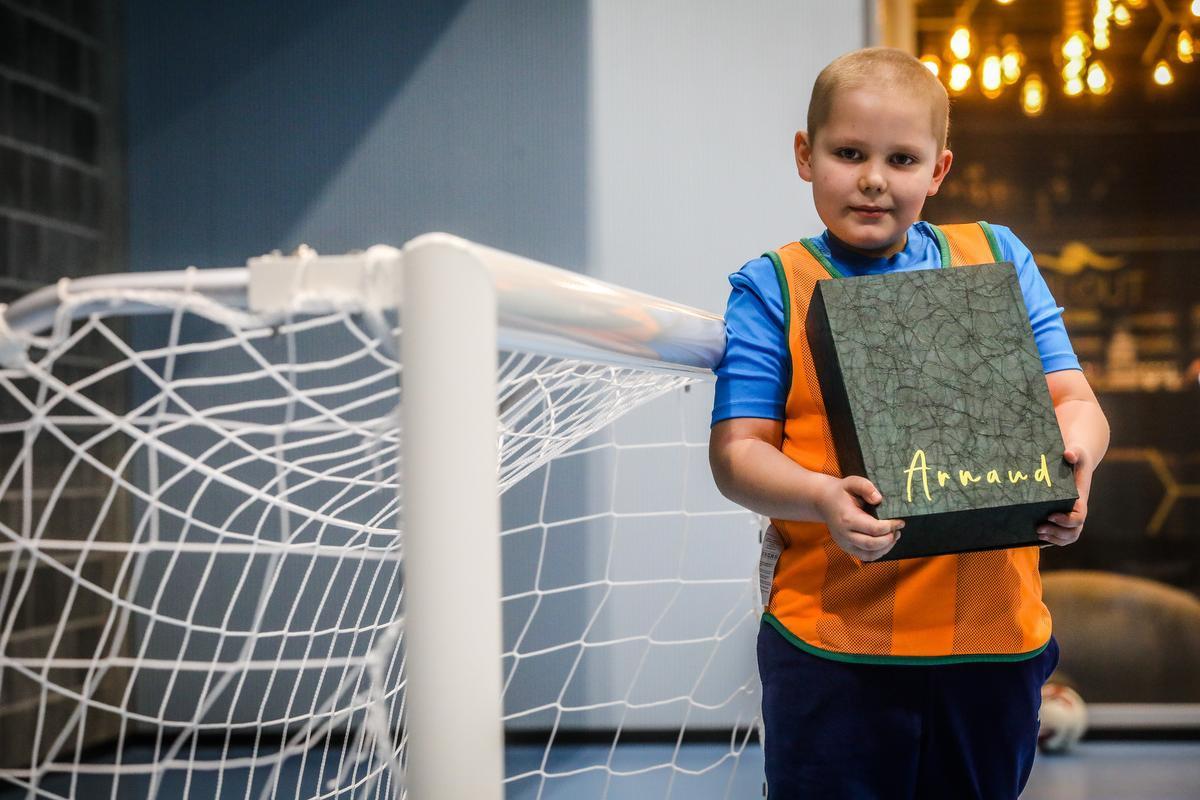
<box><xmin>795</xmin><ymin>86</ymin><xmax>953</xmax><ymax>259</ymax></box>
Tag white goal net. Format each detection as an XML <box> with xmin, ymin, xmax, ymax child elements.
<box><xmin>0</xmin><ymin>236</ymin><xmax>761</xmax><ymax>799</ymax></box>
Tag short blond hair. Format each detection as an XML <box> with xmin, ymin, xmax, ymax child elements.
<box><xmin>808</xmin><ymin>47</ymin><xmax>949</xmax><ymax>150</ymax></box>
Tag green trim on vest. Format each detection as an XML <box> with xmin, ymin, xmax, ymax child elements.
<box><xmin>798</xmin><ymin>238</ymin><xmax>847</xmax><ymax>278</ymax></box>
<box><xmin>928</xmin><ymin>224</ymin><xmax>952</xmax><ymax>268</ymax></box>
<box><xmin>762</xmin><ymin>613</ymin><xmax>1049</xmax><ymax>666</ymax></box>
<box><xmin>764</xmin><ymin>251</ymin><xmax>791</xmax><ymax>337</ymax></box>
<box><xmin>979</xmin><ymin>220</ymin><xmax>1004</xmax><ymax>262</ymax></box>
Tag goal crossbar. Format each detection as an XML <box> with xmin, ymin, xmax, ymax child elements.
<box><xmin>1</xmin><ymin>233</ymin><xmax>725</xmax><ymax>376</ymax></box>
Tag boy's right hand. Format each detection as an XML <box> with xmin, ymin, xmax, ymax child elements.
<box><xmin>816</xmin><ymin>476</ymin><xmax>904</xmax><ymax>562</ymax></box>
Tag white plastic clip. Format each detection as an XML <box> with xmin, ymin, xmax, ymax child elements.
<box><xmin>0</xmin><ymin>304</ymin><xmax>28</xmax><ymax>369</ymax></box>
<box><xmin>247</xmin><ymin>244</ymin><xmax>403</xmax><ymax>317</ymax></box>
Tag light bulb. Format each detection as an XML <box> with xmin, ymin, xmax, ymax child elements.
<box><xmin>1114</xmin><ymin>4</ymin><xmax>1132</xmax><ymax>27</ymax></box>
<box><xmin>1065</xmin><ymin>76</ymin><xmax>1085</xmax><ymax>96</ymax></box>
<box><xmin>1087</xmin><ymin>61</ymin><xmax>1112</xmax><ymax>94</ymax></box>
<box><xmin>949</xmin><ymin>61</ymin><xmax>973</xmax><ymax>93</ymax></box>
<box><xmin>1180</xmin><ymin>30</ymin><xmax>1195</xmax><ymax>64</ymax></box>
<box><xmin>1153</xmin><ymin>59</ymin><xmax>1174</xmax><ymax>85</ymax></box>
<box><xmin>920</xmin><ymin>54</ymin><xmax>942</xmax><ymax>77</ymax></box>
<box><xmin>1001</xmin><ymin>49</ymin><xmax>1023</xmax><ymax>83</ymax></box>
<box><xmin>1062</xmin><ymin>31</ymin><xmax>1090</xmax><ymax>60</ymax></box>
<box><xmin>981</xmin><ymin>53</ymin><xmax>1004</xmax><ymax>97</ymax></box>
<box><xmin>1022</xmin><ymin>73</ymin><xmax>1046</xmax><ymax>116</ymax></box>
<box><xmin>950</xmin><ymin>26</ymin><xmax>972</xmax><ymax>60</ymax></box>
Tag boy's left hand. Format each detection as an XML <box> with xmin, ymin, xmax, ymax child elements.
<box><xmin>1038</xmin><ymin>445</ymin><xmax>1093</xmax><ymax>547</ymax></box>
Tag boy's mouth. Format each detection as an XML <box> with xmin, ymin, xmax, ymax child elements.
<box><xmin>850</xmin><ymin>205</ymin><xmax>889</xmax><ymax>218</ymax></box>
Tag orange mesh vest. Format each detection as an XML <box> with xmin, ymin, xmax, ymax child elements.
<box><xmin>763</xmin><ymin>222</ymin><xmax>1052</xmax><ymax>664</ymax></box>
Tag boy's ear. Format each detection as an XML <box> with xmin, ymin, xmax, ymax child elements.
<box><xmin>794</xmin><ymin>130</ymin><xmax>814</xmax><ymax>182</ymax></box>
<box><xmin>926</xmin><ymin>148</ymin><xmax>954</xmax><ymax>196</ymax></box>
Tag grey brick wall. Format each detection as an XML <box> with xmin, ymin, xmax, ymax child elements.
<box><xmin>0</xmin><ymin>0</ymin><xmax>128</xmax><ymax>770</ymax></box>
<box><xmin>0</xmin><ymin>0</ymin><xmax>121</xmax><ymax>296</ymax></box>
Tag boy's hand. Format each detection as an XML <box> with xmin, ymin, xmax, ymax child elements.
<box><xmin>816</xmin><ymin>476</ymin><xmax>904</xmax><ymax>562</ymax></box>
<box><xmin>1038</xmin><ymin>446</ymin><xmax>1092</xmax><ymax>547</ymax></box>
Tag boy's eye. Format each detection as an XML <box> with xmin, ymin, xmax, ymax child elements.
<box><xmin>834</xmin><ymin>148</ymin><xmax>862</xmax><ymax>161</ymax></box>
<box><xmin>891</xmin><ymin>154</ymin><xmax>918</xmax><ymax>166</ymax></box>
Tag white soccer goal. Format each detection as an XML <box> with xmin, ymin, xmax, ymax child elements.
<box><xmin>0</xmin><ymin>234</ymin><xmax>763</xmax><ymax>799</ymax></box>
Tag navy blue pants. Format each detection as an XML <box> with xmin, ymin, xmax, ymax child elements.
<box><xmin>758</xmin><ymin>621</ymin><xmax>1059</xmax><ymax>800</ymax></box>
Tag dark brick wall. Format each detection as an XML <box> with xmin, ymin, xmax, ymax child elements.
<box><xmin>0</xmin><ymin>0</ymin><xmax>127</xmax><ymax>770</ymax></box>
<box><xmin>0</xmin><ymin>0</ymin><xmax>121</xmax><ymax>298</ymax></box>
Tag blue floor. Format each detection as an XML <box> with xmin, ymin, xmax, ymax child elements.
<box><xmin>2</xmin><ymin>741</ymin><xmax>1198</xmax><ymax>798</ymax></box>
<box><xmin>0</xmin><ymin>743</ymin><xmax>347</xmax><ymax>799</ymax></box>
<box><xmin>1022</xmin><ymin>742</ymin><xmax>1200</xmax><ymax>800</ymax></box>
<box><xmin>506</xmin><ymin>742</ymin><xmax>1200</xmax><ymax>799</ymax></box>
<box><xmin>505</xmin><ymin>743</ymin><xmax>763</xmax><ymax>799</ymax></box>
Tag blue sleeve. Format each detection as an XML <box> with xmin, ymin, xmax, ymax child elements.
<box><xmin>711</xmin><ymin>257</ymin><xmax>790</xmax><ymax>426</ymax></box>
<box><xmin>991</xmin><ymin>224</ymin><xmax>1081</xmax><ymax>374</ymax></box>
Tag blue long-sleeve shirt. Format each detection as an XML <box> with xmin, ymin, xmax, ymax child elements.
<box><xmin>712</xmin><ymin>222</ymin><xmax>1080</xmax><ymax>426</ymax></box>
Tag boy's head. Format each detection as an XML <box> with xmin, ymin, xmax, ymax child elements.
<box><xmin>796</xmin><ymin>47</ymin><xmax>954</xmax><ymax>259</ymax></box>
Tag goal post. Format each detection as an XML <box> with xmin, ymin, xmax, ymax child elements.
<box><xmin>0</xmin><ymin>232</ymin><xmax>756</xmax><ymax>800</ymax></box>
<box><xmin>400</xmin><ymin>232</ymin><xmax>729</xmax><ymax>799</ymax></box>
<box><xmin>401</xmin><ymin>236</ymin><xmax>504</xmax><ymax>800</ymax></box>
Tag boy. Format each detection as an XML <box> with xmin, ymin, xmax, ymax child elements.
<box><xmin>709</xmin><ymin>48</ymin><xmax>1109</xmax><ymax>798</ymax></box>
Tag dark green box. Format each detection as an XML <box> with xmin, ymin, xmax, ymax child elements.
<box><xmin>805</xmin><ymin>262</ymin><xmax>1076</xmax><ymax>561</ymax></box>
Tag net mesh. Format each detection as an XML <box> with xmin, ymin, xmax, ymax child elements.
<box><xmin>0</xmin><ymin>284</ymin><xmax>761</xmax><ymax>799</ymax></box>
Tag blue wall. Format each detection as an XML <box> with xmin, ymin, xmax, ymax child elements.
<box><xmin>126</xmin><ymin>0</ymin><xmax>589</xmax><ymax>270</ymax></box>
<box><xmin>124</xmin><ymin>0</ymin><xmax>593</xmax><ymax>726</ymax></box>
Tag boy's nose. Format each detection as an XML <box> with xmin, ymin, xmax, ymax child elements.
<box><xmin>859</xmin><ymin>170</ymin><xmax>886</xmax><ymax>193</ymax></box>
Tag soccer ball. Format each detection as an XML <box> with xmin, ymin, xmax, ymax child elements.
<box><xmin>1038</xmin><ymin>682</ymin><xmax>1087</xmax><ymax>754</ymax></box>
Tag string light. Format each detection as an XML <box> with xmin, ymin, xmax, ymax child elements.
<box><xmin>1179</xmin><ymin>30</ymin><xmax>1195</xmax><ymax>63</ymax></box>
<box><xmin>1192</xmin><ymin>0</ymin><xmax>1200</xmax><ymax>18</ymax></box>
<box><xmin>1153</xmin><ymin>59</ymin><xmax>1174</xmax><ymax>85</ymax></box>
<box><xmin>1021</xmin><ymin>73</ymin><xmax>1046</xmax><ymax>115</ymax></box>
<box><xmin>925</xmin><ymin>1</ymin><xmax>1189</xmax><ymax>111</ymax></box>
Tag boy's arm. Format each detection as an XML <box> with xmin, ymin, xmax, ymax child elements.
<box><xmin>709</xmin><ymin>417</ymin><xmax>903</xmax><ymax>561</ymax></box>
<box><xmin>1038</xmin><ymin>369</ymin><xmax>1110</xmax><ymax>547</ymax></box>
